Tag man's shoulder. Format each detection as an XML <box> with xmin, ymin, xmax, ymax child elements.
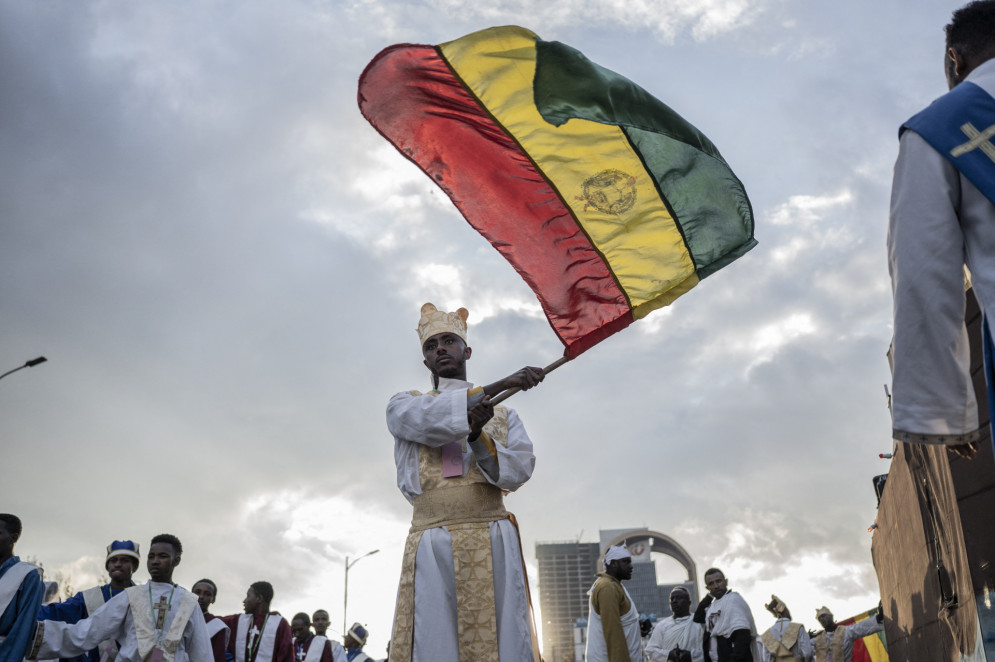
<box><xmin>764</xmin><ymin>621</ymin><xmax>801</xmax><ymax>634</ymax></box>
<box><xmin>219</xmin><ymin>613</ymin><xmax>242</xmax><ymax>627</ymax></box>
<box><xmin>174</xmin><ymin>586</ymin><xmax>198</xmax><ymax>606</ymax></box>
<box><xmin>123</xmin><ymin>584</ymin><xmax>147</xmax><ymax>598</ymax></box>
<box><xmin>271</xmin><ymin>612</ymin><xmax>292</xmax><ymax>627</ymax></box>
<box><xmin>0</xmin><ymin>557</ymin><xmax>40</xmax><ymax>584</ymax></box>
<box><xmin>710</xmin><ymin>590</ymin><xmax>749</xmax><ymax>612</ymax></box>
<box><xmin>722</xmin><ymin>590</ymin><xmax>748</xmax><ymax>604</ymax></box>
<box><xmin>903</xmin><ymin>76</ymin><xmax>995</xmax><ymax>141</ymax></box>
<box><xmin>590</xmin><ymin>574</ymin><xmax>621</xmax><ymax>596</ymax></box>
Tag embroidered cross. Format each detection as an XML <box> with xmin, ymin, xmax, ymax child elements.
<box><xmin>951</xmin><ymin>122</ymin><xmax>995</xmax><ymax>162</ymax></box>
<box><xmin>154</xmin><ymin>596</ymin><xmax>169</xmax><ymax>629</ymax></box>
<box><xmin>248</xmin><ymin>625</ymin><xmax>260</xmax><ymax>650</ymax></box>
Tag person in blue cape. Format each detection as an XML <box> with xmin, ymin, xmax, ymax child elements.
<box><xmin>889</xmin><ymin>0</ymin><xmax>995</xmax><ymax>460</ymax></box>
<box><xmin>0</xmin><ymin>513</ymin><xmax>45</xmax><ymax>662</ymax></box>
<box><xmin>39</xmin><ymin>541</ymin><xmax>141</xmax><ymax>662</ymax></box>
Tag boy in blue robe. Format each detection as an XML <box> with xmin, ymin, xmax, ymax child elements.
<box><xmin>0</xmin><ymin>513</ymin><xmax>45</xmax><ymax>662</ymax></box>
<box><xmin>39</xmin><ymin>541</ymin><xmax>141</xmax><ymax>662</ymax></box>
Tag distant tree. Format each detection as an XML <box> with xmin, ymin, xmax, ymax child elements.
<box><xmin>21</xmin><ymin>556</ymin><xmax>81</xmax><ymax>601</ymax></box>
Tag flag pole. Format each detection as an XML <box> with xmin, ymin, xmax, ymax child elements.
<box><xmin>489</xmin><ymin>356</ymin><xmax>571</xmax><ymax>405</ymax></box>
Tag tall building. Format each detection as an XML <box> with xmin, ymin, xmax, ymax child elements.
<box><xmin>536</xmin><ymin>541</ymin><xmax>601</xmax><ymax>662</ymax></box>
<box><xmin>537</xmin><ymin>528</ymin><xmax>698</xmax><ymax>662</ymax></box>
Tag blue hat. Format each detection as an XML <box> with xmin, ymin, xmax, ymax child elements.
<box><xmin>347</xmin><ymin>623</ymin><xmax>368</xmax><ymax>646</ymax></box>
<box><xmin>105</xmin><ymin>540</ymin><xmax>141</xmax><ymax>568</ymax></box>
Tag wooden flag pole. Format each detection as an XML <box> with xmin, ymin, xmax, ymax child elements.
<box><xmin>489</xmin><ymin>356</ymin><xmax>571</xmax><ymax>405</ymax></box>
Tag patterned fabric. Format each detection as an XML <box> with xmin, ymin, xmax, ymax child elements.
<box><xmin>451</xmin><ymin>524</ymin><xmax>498</xmax><ymax>659</ymax></box>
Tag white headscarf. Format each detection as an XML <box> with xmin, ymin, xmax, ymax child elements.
<box><xmin>603</xmin><ymin>544</ymin><xmax>631</xmax><ymax>570</ymax></box>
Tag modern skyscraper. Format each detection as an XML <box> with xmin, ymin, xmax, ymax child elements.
<box><xmin>536</xmin><ymin>540</ymin><xmax>601</xmax><ymax>662</ymax></box>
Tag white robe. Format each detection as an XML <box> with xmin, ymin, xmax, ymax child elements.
<box><xmin>704</xmin><ymin>591</ymin><xmax>757</xmax><ymax>661</ymax></box>
<box><xmin>889</xmin><ymin>58</ymin><xmax>995</xmax><ymax>445</ymax></box>
<box><xmin>386</xmin><ymin>377</ymin><xmax>536</xmax><ymax>662</ymax></box>
<box><xmin>646</xmin><ymin>615</ymin><xmax>704</xmax><ymax>662</ymax></box>
<box><xmin>34</xmin><ymin>582</ymin><xmax>212</xmax><ymax>662</ymax></box>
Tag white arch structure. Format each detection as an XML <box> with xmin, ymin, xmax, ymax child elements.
<box><xmin>599</xmin><ymin>528</ymin><xmax>700</xmax><ymax>605</ymax></box>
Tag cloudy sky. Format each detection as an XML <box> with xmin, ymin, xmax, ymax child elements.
<box><xmin>1</xmin><ymin>0</ymin><xmax>965</xmax><ymax>655</ymax></box>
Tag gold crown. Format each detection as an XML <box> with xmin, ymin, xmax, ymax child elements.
<box><xmin>417</xmin><ymin>303</ymin><xmax>469</xmax><ymax>346</ymax></box>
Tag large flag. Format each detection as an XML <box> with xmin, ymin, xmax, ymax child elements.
<box><xmin>359</xmin><ymin>26</ymin><xmax>756</xmax><ymax>358</ymax></box>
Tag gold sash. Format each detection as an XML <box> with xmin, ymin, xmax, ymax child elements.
<box><xmin>411</xmin><ymin>482</ymin><xmax>508</xmax><ymax>531</ymax></box>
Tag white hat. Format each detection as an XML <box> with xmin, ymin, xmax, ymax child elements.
<box><xmin>603</xmin><ymin>544</ymin><xmax>631</xmax><ymax>570</ymax></box>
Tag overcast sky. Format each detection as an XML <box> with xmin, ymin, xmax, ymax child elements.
<box><xmin>1</xmin><ymin>0</ymin><xmax>967</xmax><ymax>656</ymax></box>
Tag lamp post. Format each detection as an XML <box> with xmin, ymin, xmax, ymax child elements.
<box><xmin>0</xmin><ymin>357</ymin><xmax>47</xmax><ymax>382</ymax></box>
<box><xmin>343</xmin><ymin>549</ymin><xmax>379</xmax><ymax>635</ymax></box>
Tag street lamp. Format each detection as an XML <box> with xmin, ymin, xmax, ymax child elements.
<box><xmin>343</xmin><ymin>549</ymin><xmax>379</xmax><ymax>635</ymax></box>
<box><xmin>0</xmin><ymin>356</ymin><xmax>48</xmax><ymax>382</ymax></box>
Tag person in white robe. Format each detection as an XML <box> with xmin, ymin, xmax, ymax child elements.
<box><xmin>29</xmin><ymin>534</ymin><xmax>211</xmax><ymax>662</ymax></box>
<box><xmin>646</xmin><ymin>586</ymin><xmax>703</xmax><ymax>662</ymax></box>
<box><xmin>386</xmin><ymin>303</ymin><xmax>545</xmax><ymax>662</ymax></box>
<box><xmin>586</xmin><ymin>545</ymin><xmax>642</xmax><ymax>662</ymax></box>
<box><xmin>308</xmin><ymin>612</ymin><xmax>343</xmax><ymax>662</ymax></box>
<box><xmin>811</xmin><ymin>607</ymin><xmax>883</xmax><ymax>662</ymax></box>
<box><xmin>888</xmin><ymin>1</ymin><xmax>995</xmax><ymax>460</ymax></box>
<box><xmin>700</xmin><ymin>568</ymin><xmax>757</xmax><ymax>662</ymax></box>
<box><xmin>757</xmin><ymin>596</ymin><xmax>812</xmax><ymax>662</ymax></box>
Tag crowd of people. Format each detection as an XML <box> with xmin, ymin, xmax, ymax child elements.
<box><xmin>0</xmin><ymin>518</ymin><xmax>378</xmax><ymax>662</ymax></box>
<box><xmin>4</xmin><ymin>1</ymin><xmax>995</xmax><ymax>658</ymax></box>
<box><xmin>588</xmin><ymin>545</ymin><xmax>883</xmax><ymax>662</ymax></box>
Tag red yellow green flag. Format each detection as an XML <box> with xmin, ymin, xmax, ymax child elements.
<box><xmin>358</xmin><ymin>25</ymin><xmax>756</xmax><ymax>357</ymax></box>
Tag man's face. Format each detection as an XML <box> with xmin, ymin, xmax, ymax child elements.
<box><xmin>670</xmin><ymin>589</ymin><xmax>691</xmax><ymax>617</ymax></box>
<box><xmin>291</xmin><ymin>618</ymin><xmax>310</xmax><ymax>640</ymax></box>
<box><xmin>106</xmin><ymin>555</ymin><xmax>136</xmax><ymax>584</ymax></box>
<box><xmin>343</xmin><ymin>635</ymin><xmax>360</xmax><ymax>650</ymax></box>
<box><xmin>704</xmin><ymin>571</ymin><xmax>727</xmax><ymax>598</ymax></box>
<box><xmin>0</xmin><ymin>521</ymin><xmax>17</xmax><ymax>559</ymax></box>
<box><xmin>818</xmin><ymin>612</ymin><xmax>834</xmax><ymax>629</ymax></box>
<box><xmin>146</xmin><ymin>543</ymin><xmax>178</xmax><ymax>583</ymax></box>
<box><xmin>312</xmin><ymin>611</ymin><xmax>329</xmax><ymax>636</ymax></box>
<box><xmin>610</xmin><ymin>557</ymin><xmax>633</xmax><ymax>580</ymax></box>
<box><xmin>243</xmin><ymin>588</ymin><xmax>263</xmax><ymax>614</ymax></box>
<box><xmin>422</xmin><ymin>333</ymin><xmax>470</xmax><ymax>379</ymax></box>
<box><xmin>192</xmin><ymin>582</ymin><xmax>216</xmax><ymax>614</ymax></box>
